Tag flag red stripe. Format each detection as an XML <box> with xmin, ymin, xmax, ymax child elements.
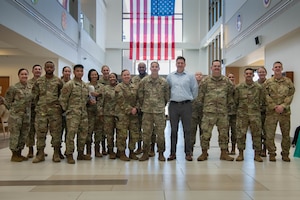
<box><xmin>129</xmin><ymin>0</ymin><xmax>133</xmax><ymax>59</ymax></box>
<box><xmin>157</xmin><ymin>16</ymin><xmax>161</xmax><ymax>60</ymax></box>
<box><xmin>150</xmin><ymin>16</ymin><xmax>154</xmax><ymax>60</ymax></box>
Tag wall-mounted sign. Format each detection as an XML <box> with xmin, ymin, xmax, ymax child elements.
<box><xmin>263</xmin><ymin>0</ymin><xmax>271</xmax><ymax>8</ymax></box>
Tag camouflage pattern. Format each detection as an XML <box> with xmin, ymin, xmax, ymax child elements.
<box><xmin>256</xmin><ymin>80</ymin><xmax>267</xmax><ymax>149</ymax></box>
<box><xmin>61</xmin><ymin>78</ymin><xmax>70</xmax><ymax>143</ymax></box>
<box><xmin>98</xmin><ymin>77</ymin><xmax>110</xmax><ymax>85</ymax></box>
<box><xmin>103</xmin><ymin>84</ymin><xmax>117</xmax><ymax>151</ymax></box>
<box><xmin>264</xmin><ymin>76</ymin><xmax>295</xmax><ymax>154</ymax></box>
<box><xmin>228</xmin><ymin>86</ymin><xmax>237</xmax><ymax>146</ymax></box>
<box><xmin>191</xmin><ymin>84</ymin><xmax>203</xmax><ymax>148</ymax></box>
<box><xmin>234</xmin><ymin>82</ymin><xmax>264</xmax><ymax>150</ymax></box>
<box><xmin>199</xmin><ymin>75</ymin><xmax>234</xmax><ymax>149</ymax></box>
<box><xmin>26</xmin><ymin>77</ymin><xmax>39</xmax><ymax>147</ymax></box>
<box><xmin>5</xmin><ymin>82</ymin><xmax>32</xmax><ymax>151</ymax></box>
<box><xmin>228</xmin><ymin>115</ymin><xmax>237</xmax><ymax>145</ymax></box>
<box><xmin>115</xmin><ymin>82</ymin><xmax>139</xmax><ymax>151</ymax></box>
<box><xmin>86</xmin><ymin>82</ymin><xmax>104</xmax><ymax>146</ymax></box>
<box><xmin>138</xmin><ymin>76</ymin><xmax>169</xmax><ymax>152</ymax></box>
<box><xmin>59</xmin><ymin>79</ymin><xmax>89</xmax><ymax>154</ymax></box>
<box><xmin>32</xmin><ymin>76</ymin><xmax>63</xmax><ymax>150</ymax></box>
<box><xmin>131</xmin><ymin>74</ymin><xmax>149</xmax><ymax>145</ymax></box>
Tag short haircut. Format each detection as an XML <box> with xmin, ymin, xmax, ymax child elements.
<box><xmin>244</xmin><ymin>67</ymin><xmax>254</xmax><ymax>73</ymax></box>
<box><xmin>176</xmin><ymin>56</ymin><xmax>185</xmax><ymax>62</ymax></box>
<box><xmin>273</xmin><ymin>61</ymin><xmax>282</xmax><ymax>66</ymax></box>
<box><xmin>73</xmin><ymin>64</ymin><xmax>84</xmax><ymax>71</ymax></box>
<box><xmin>211</xmin><ymin>59</ymin><xmax>221</xmax><ymax>65</ymax></box>
<box><xmin>32</xmin><ymin>64</ymin><xmax>41</xmax><ymax>70</ymax></box>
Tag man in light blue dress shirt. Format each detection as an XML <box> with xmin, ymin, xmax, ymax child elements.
<box><xmin>167</xmin><ymin>56</ymin><xmax>198</xmax><ymax>161</ymax></box>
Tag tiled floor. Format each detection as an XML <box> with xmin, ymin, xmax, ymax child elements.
<box><xmin>0</xmin><ymin>122</ymin><xmax>300</xmax><ymax>200</ymax></box>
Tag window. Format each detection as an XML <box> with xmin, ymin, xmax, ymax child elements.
<box><xmin>122</xmin><ymin>0</ymin><xmax>183</xmax><ymax>75</ymax></box>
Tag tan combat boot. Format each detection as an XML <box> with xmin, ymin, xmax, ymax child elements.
<box><xmin>95</xmin><ymin>144</ymin><xmax>102</xmax><ymax>157</ymax></box>
<box><xmin>77</xmin><ymin>151</ymin><xmax>92</xmax><ymax>160</ymax></box>
<box><xmin>86</xmin><ymin>144</ymin><xmax>92</xmax><ymax>157</ymax></box>
<box><xmin>220</xmin><ymin>149</ymin><xmax>234</xmax><ymax>161</ymax></box>
<box><xmin>119</xmin><ymin>150</ymin><xmax>130</xmax><ymax>161</ymax></box>
<box><xmin>269</xmin><ymin>153</ymin><xmax>276</xmax><ymax>162</ymax></box>
<box><xmin>18</xmin><ymin>149</ymin><xmax>28</xmax><ymax>161</ymax></box>
<box><xmin>260</xmin><ymin>144</ymin><xmax>267</xmax><ymax>157</ymax></box>
<box><xmin>254</xmin><ymin>150</ymin><xmax>263</xmax><ymax>162</ymax></box>
<box><xmin>235</xmin><ymin>149</ymin><xmax>244</xmax><ymax>161</ymax></box>
<box><xmin>52</xmin><ymin>147</ymin><xmax>61</xmax><ymax>162</ymax></box>
<box><xmin>27</xmin><ymin>146</ymin><xmax>34</xmax><ymax>158</ymax></box>
<box><xmin>134</xmin><ymin>140</ymin><xmax>143</xmax><ymax>155</ymax></box>
<box><xmin>148</xmin><ymin>143</ymin><xmax>155</xmax><ymax>157</ymax></box>
<box><xmin>32</xmin><ymin>149</ymin><xmax>45</xmax><ymax>163</ymax></box>
<box><xmin>67</xmin><ymin>154</ymin><xmax>75</xmax><ymax>164</ymax></box>
<box><xmin>129</xmin><ymin>150</ymin><xmax>139</xmax><ymax>160</ymax></box>
<box><xmin>11</xmin><ymin>151</ymin><xmax>23</xmax><ymax>162</ymax></box>
<box><xmin>230</xmin><ymin>143</ymin><xmax>236</xmax><ymax>155</ymax></box>
<box><xmin>109</xmin><ymin>152</ymin><xmax>117</xmax><ymax>159</ymax></box>
<box><xmin>158</xmin><ymin>152</ymin><xmax>166</xmax><ymax>161</ymax></box>
<box><xmin>281</xmin><ymin>152</ymin><xmax>290</xmax><ymax>162</ymax></box>
<box><xmin>139</xmin><ymin>150</ymin><xmax>149</xmax><ymax>161</ymax></box>
<box><xmin>197</xmin><ymin>149</ymin><xmax>208</xmax><ymax>161</ymax></box>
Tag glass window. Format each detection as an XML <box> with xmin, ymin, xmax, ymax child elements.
<box><xmin>122</xmin><ymin>50</ymin><xmax>182</xmax><ymax>75</ymax></box>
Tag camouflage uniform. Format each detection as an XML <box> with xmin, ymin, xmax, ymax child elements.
<box><xmin>228</xmin><ymin>86</ymin><xmax>237</xmax><ymax>152</ymax></box>
<box><xmin>199</xmin><ymin>75</ymin><xmax>234</xmax><ymax>150</ymax></box>
<box><xmin>138</xmin><ymin>76</ymin><xmax>169</xmax><ymax>153</ymax></box>
<box><xmin>32</xmin><ymin>76</ymin><xmax>63</xmax><ymax>151</ymax></box>
<box><xmin>61</xmin><ymin>78</ymin><xmax>70</xmax><ymax>144</ymax></box>
<box><xmin>191</xmin><ymin>84</ymin><xmax>203</xmax><ymax>151</ymax></box>
<box><xmin>26</xmin><ymin>77</ymin><xmax>38</xmax><ymax>148</ymax></box>
<box><xmin>86</xmin><ymin>82</ymin><xmax>104</xmax><ymax>148</ymax></box>
<box><xmin>99</xmin><ymin>77</ymin><xmax>110</xmax><ymax>85</ymax></box>
<box><xmin>5</xmin><ymin>82</ymin><xmax>32</xmax><ymax>152</ymax></box>
<box><xmin>132</xmin><ymin>74</ymin><xmax>155</xmax><ymax>151</ymax></box>
<box><xmin>115</xmin><ymin>81</ymin><xmax>139</xmax><ymax>152</ymax></box>
<box><xmin>264</xmin><ymin>76</ymin><xmax>295</xmax><ymax>156</ymax></box>
<box><xmin>234</xmin><ymin>82</ymin><xmax>264</xmax><ymax>151</ymax></box>
<box><xmin>59</xmin><ymin>79</ymin><xmax>89</xmax><ymax>154</ymax></box>
<box><xmin>98</xmin><ymin>78</ymin><xmax>108</xmax><ymax>152</ymax></box>
<box><xmin>102</xmin><ymin>84</ymin><xmax>117</xmax><ymax>153</ymax></box>
<box><xmin>256</xmin><ymin>79</ymin><xmax>267</xmax><ymax>155</ymax></box>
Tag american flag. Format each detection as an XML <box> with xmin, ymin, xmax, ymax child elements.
<box><xmin>129</xmin><ymin>0</ymin><xmax>175</xmax><ymax>60</ymax></box>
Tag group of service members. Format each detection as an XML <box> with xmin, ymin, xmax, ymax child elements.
<box><xmin>1</xmin><ymin>58</ymin><xmax>295</xmax><ymax>164</ymax></box>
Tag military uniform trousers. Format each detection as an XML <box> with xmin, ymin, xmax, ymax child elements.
<box><xmin>87</xmin><ymin>108</ymin><xmax>102</xmax><ymax>146</ymax></box>
<box><xmin>200</xmin><ymin>112</ymin><xmax>229</xmax><ymax>150</ymax></box>
<box><xmin>142</xmin><ymin>112</ymin><xmax>166</xmax><ymax>153</ymax></box>
<box><xmin>265</xmin><ymin>112</ymin><xmax>291</xmax><ymax>155</ymax></box>
<box><xmin>228</xmin><ymin>114</ymin><xmax>237</xmax><ymax>145</ymax></box>
<box><xmin>236</xmin><ymin>114</ymin><xmax>262</xmax><ymax>151</ymax></box>
<box><xmin>35</xmin><ymin>106</ymin><xmax>62</xmax><ymax>150</ymax></box>
<box><xmin>65</xmin><ymin>112</ymin><xmax>88</xmax><ymax>154</ymax></box>
<box><xmin>26</xmin><ymin>107</ymin><xmax>36</xmax><ymax>147</ymax></box>
<box><xmin>103</xmin><ymin>115</ymin><xmax>116</xmax><ymax>151</ymax></box>
<box><xmin>261</xmin><ymin>112</ymin><xmax>266</xmax><ymax>145</ymax></box>
<box><xmin>9</xmin><ymin>112</ymin><xmax>30</xmax><ymax>152</ymax></box>
<box><xmin>191</xmin><ymin>108</ymin><xmax>203</xmax><ymax>147</ymax></box>
<box><xmin>116</xmin><ymin>114</ymin><xmax>139</xmax><ymax>151</ymax></box>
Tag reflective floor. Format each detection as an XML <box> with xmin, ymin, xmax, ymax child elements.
<box><xmin>0</xmin><ymin>122</ymin><xmax>300</xmax><ymax>200</ymax></box>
